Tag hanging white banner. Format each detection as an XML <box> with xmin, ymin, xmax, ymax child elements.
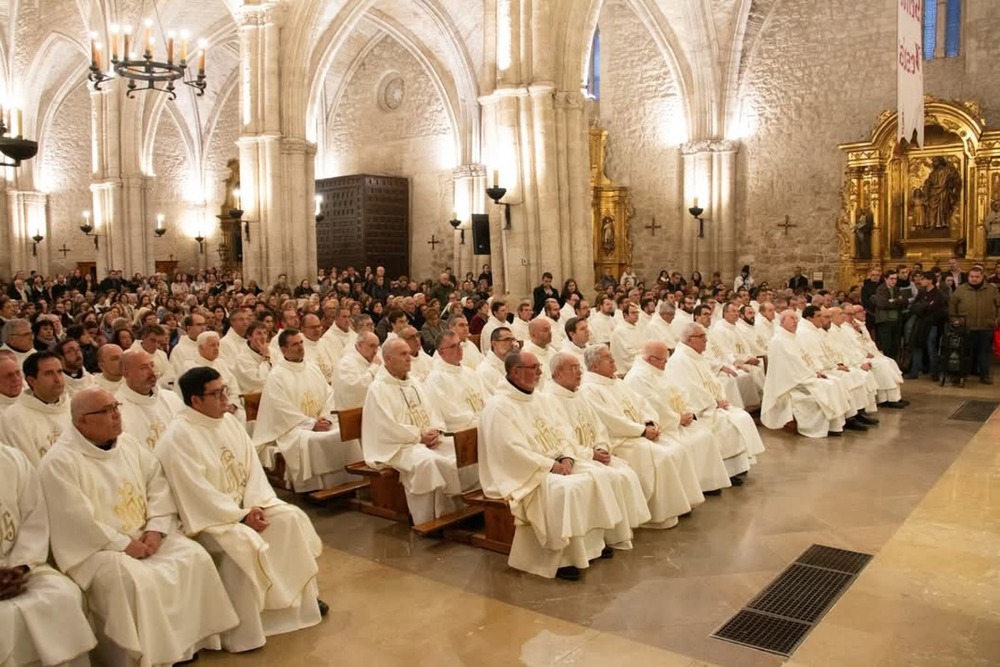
<box><xmin>898</xmin><ymin>0</ymin><xmax>924</xmax><ymax>147</ymax></box>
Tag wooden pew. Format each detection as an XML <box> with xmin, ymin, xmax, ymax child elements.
<box><xmin>308</xmin><ymin>407</ymin><xmax>371</xmax><ymax>502</ymax></box>
<box><xmin>470</xmin><ymin>333</ymin><xmax>481</xmax><ymax>350</ymax></box>
<box><xmin>410</xmin><ymin>428</ymin><xmax>485</xmax><ymax>536</ymax></box>
<box><xmin>244</xmin><ymin>392</ymin><xmax>289</xmax><ymax>491</ymax></box>
<box><xmin>340</xmin><ymin>407</ymin><xmax>411</xmax><ymax>522</ymax></box>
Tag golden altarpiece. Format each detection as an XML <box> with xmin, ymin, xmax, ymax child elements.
<box><xmin>838</xmin><ymin>98</ymin><xmax>1000</xmax><ymax>287</ymax></box>
<box><xmin>589</xmin><ymin>127</ymin><xmax>634</xmax><ymax>286</ymax></box>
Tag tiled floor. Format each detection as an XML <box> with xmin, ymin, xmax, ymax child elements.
<box><xmin>203</xmin><ymin>376</ymin><xmax>1000</xmax><ymax>666</ymax></box>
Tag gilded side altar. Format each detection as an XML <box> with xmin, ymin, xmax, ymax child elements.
<box><xmin>589</xmin><ymin>127</ymin><xmax>633</xmax><ymax>287</ymax></box>
<box><xmin>838</xmin><ymin>98</ymin><xmax>1000</xmax><ymax>287</ymax></box>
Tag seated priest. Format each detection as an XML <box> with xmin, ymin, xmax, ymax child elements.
<box><xmin>560</xmin><ymin>316</ymin><xmax>590</xmax><ymax>364</ymax></box>
<box><xmin>55</xmin><ymin>337</ymin><xmax>95</xmax><ymax>398</ymax></box>
<box><xmin>707</xmin><ymin>302</ymin><xmax>764</xmax><ymax>408</ymax></box>
<box><xmin>533</xmin><ymin>298</ymin><xmax>568</xmax><ymax>349</ymax></box>
<box><xmin>755</xmin><ymin>301</ymin><xmax>778</xmax><ymax>343</ymax></box>
<box><xmin>361</xmin><ymin>339</ymin><xmax>467</xmax><ymax>524</ymax></box>
<box><xmin>129</xmin><ymin>324</ymin><xmax>173</xmax><ymax>389</ymax></box>
<box><xmin>0</xmin><ymin>351</ymin><xmax>70</xmax><ymax>466</ymax></box>
<box><xmin>478</xmin><ymin>300</ymin><xmax>511</xmax><ymax>354</ymax></box>
<box><xmin>219</xmin><ymin>307</ymin><xmax>252</xmax><ymax>363</ymax></box>
<box><xmin>38</xmin><ymin>387</ymin><xmax>239</xmax><ymax>666</ymax></box>
<box><xmin>252</xmin><ymin>328</ymin><xmax>360</xmax><ymax>493</ymax></box>
<box><xmin>544</xmin><ymin>351</ymin><xmax>652</xmax><ymax>530</ymax></box>
<box><xmin>447</xmin><ymin>315</ymin><xmax>484</xmax><ymax>369</ymax></box>
<box><xmin>587</xmin><ymin>296</ymin><xmax>617</xmax><ymax>346</ymax></box>
<box><xmin>230</xmin><ymin>320</ymin><xmax>272</xmax><ymax>396</ymax></box>
<box><xmin>300</xmin><ymin>314</ymin><xmax>337</xmax><ymax>383</ymax></box>
<box><xmin>335</xmin><ymin>331</ymin><xmax>382</xmax><ymax>410</ymax></box>
<box><xmin>156</xmin><ymin>367</ymin><xmax>325</xmax><ymax>653</ymax></box>
<box><xmin>761</xmin><ymin>311</ymin><xmax>852</xmax><ymax>438</ymax></box>
<box><xmin>664</xmin><ymin>323</ymin><xmax>765</xmax><ymax>477</ymax></box>
<box><xmin>93</xmin><ymin>343</ymin><xmax>125</xmax><ymax>394</ymax></box>
<box><xmin>520</xmin><ymin>319</ymin><xmax>555</xmax><ymax>390</ymax></box>
<box><xmin>580</xmin><ymin>345</ymin><xmax>705</xmax><ymax>525</ymax></box>
<box><xmin>478</xmin><ymin>350</ymin><xmax>629</xmax><ymax>580</ymax></box>
<box><xmin>1</xmin><ymin>318</ymin><xmax>34</xmax><ymax>371</ymax></box>
<box><xmin>0</xmin><ymin>445</ymin><xmax>97</xmax><ymax>667</ymax></box>
<box><xmin>423</xmin><ymin>330</ymin><xmax>488</xmax><ymax>433</ymax></box>
<box><xmin>831</xmin><ymin>306</ymin><xmax>906</xmax><ymax>408</ymax></box>
<box><xmin>736</xmin><ymin>304</ymin><xmax>770</xmax><ymax>358</ymax></box>
<box><xmin>476</xmin><ymin>326</ymin><xmax>518</xmax><ymax>395</ymax></box>
<box><xmin>509</xmin><ymin>300</ymin><xmax>534</xmax><ymax>343</ymax></box>
<box><xmin>610</xmin><ymin>301</ymin><xmax>645</xmax><ymax>374</ymax></box>
<box><xmin>645</xmin><ymin>301</ymin><xmax>679</xmax><ymax>350</ymax></box>
<box><xmin>319</xmin><ymin>305</ymin><xmax>356</xmax><ymax>368</ymax></box>
<box><xmin>690</xmin><ymin>305</ymin><xmax>746</xmax><ymax>408</ymax></box>
<box><xmin>168</xmin><ymin>313</ymin><xmax>207</xmax><ymax>382</ymax></box>
<box><xmin>622</xmin><ymin>341</ymin><xmax>733</xmax><ymax>493</ymax></box>
<box><xmin>399</xmin><ymin>325</ymin><xmax>434</xmax><ymax>382</ymax></box>
<box><xmin>0</xmin><ymin>349</ymin><xmax>22</xmax><ymax>414</ymax></box>
<box><xmin>118</xmin><ymin>348</ymin><xmax>184</xmax><ymax>449</ymax></box>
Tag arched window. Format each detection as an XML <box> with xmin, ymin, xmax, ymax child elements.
<box><xmin>924</xmin><ymin>0</ymin><xmax>961</xmax><ymax>60</ymax></box>
<box><xmin>587</xmin><ymin>28</ymin><xmax>601</xmax><ymax>99</ymax></box>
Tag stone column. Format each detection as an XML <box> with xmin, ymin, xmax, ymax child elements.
<box><xmin>452</xmin><ymin>163</ymin><xmax>486</xmax><ymax>279</ymax></box>
<box><xmin>7</xmin><ymin>190</ymin><xmax>49</xmax><ymax>275</ymax></box>
<box><xmin>681</xmin><ymin>139</ymin><xmax>739</xmax><ymax>278</ymax></box>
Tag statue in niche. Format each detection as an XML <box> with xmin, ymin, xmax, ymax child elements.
<box><xmin>854</xmin><ymin>209</ymin><xmax>873</xmax><ymax>259</ymax></box>
<box><xmin>909</xmin><ymin>187</ymin><xmax>927</xmax><ymax>231</ymax></box>
<box><xmin>922</xmin><ymin>156</ymin><xmax>962</xmax><ymax>230</ymax></box>
<box><xmin>984</xmin><ymin>199</ymin><xmax>1000</xmax><ymax>255</ymax></box>
<box><xmin>600</xmin><ymin>215</ymin><xmax>616</xmax><ymax>256</ymax></box>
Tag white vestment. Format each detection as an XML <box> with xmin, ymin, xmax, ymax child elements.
<box><xmin>39</xmin><ymin>429</ymin><xmax>238</xmax><ymax>667</ymax></box>
<box><xmin>63</xmin><ymin>370</ymin><xmax>95</xmax><ymax>398</ymax></box>
<box><xmin>319</xmin><ymin>324</ymin><xmax>355</xmax><ymax>368</ymax></box>
<box><xmin>762</xmin><ymin>327</ymin><xmax>850</xmax><ymax>438</ymax></box>
<box><xmin>478</xmin><ymin>383</ymin><xmax>626</xmax><ymax>578</ymax></box>
<box><xmin>797</xmin><ymin>319</ymin><xmax>876</xmax><ymax>413</ymax></box>
<box><xmin>92</xmin><ymin>374</ymin><xmax>123</xmax><ymax>394</ymax></box>
<box><xmin>509</xmin><ymin>318</ymin><xmax>531</xmax><ymax>344</ymax></box>
<box><xmin>645</xmin><ymin>314</ymin><xmax>679</xmax><ymax>349</ymax></box>
<box><xmin>588</xmin><ymin>312</ymin><xmax>616</xmax><ymax>346</ymax></box>
<box><xmin>0</xmin><ymin>391</ymin><xmax>70</xmax><ymax>466</ymax></box>
<box><xmin>118</xmin><ymin>384</ymin><xmax>184</xmax><ymax>449</ymax></box>
<box><xmin>664</xmin><ymin>343</ymin><xmax>762</xmax><ymax>475</ymax></box>
<box><xmin>252</xmin><ymin>358</ymin><xmax>359</xmax><ymax>493</ymax></box>
<box><xmin>229</xmin><ymin>343</ymin><xmax>271</xmax><ymax>395</ymax></box>
<box><xmin>303</xmin><ymin>337</ymin><xmax>337</xmax><ymax>383</ymax></box>
<box><xmin>361</xmin><ymin>368</ymin><xmax>467</xmax><ymax>524</ymax></box>
<box><xmin>831</xmin><ymin>323</ymin><xmax>903</xmax><ymax>404</ymax></box>
<box><xmin>579</xmin><ymin>372</ymin><xmax>704</xmax><ymax>525</ymax></box>
<box><xmin>708</xmin><ymin>320</ymin><xmax>764</xmax><ymax>407</ymax></box>
<box><xmin>459</xmin><ymin>339</ymin><xmax>484</xmax><ymax>369</ymax></box>
<box><xmin>0</xmin><ymin>392</ymin><xmax>17</xmax><ymax>416</ymax></box>
<box><xmin>168</xmin><ymin>336</ymin><xmax>199</xmax><ymax>381</ymax></box>
<box><xmin>479</xmin><ymin>316</ymin><xmax>509</xmax><ymax>354</ymax></box>
<box><xmin>755</xmin><ymin>315</ymin><xmax>776</xmax><ymax>346</ymax></box>
<box><xmin>559</xmin><ymin>339</ymin><xmax>586</xmax><ymax>364</ymax></box>
<box><xmin>156</xmin><ymin>409</ymin><xmax>322</xmax><ymax>652</ymax></box>
<box><xmin>129</xmin><ymin>342</ymin><xmax>172</xmax><ymax>389</ymax></box>
<box><xmin>476</xmin><ymin>352</ymin><xmax>506</xmax><ymax>395</ymax></box>
<box><xmin>334</xmin><ymin>347</ymin><xmax>379</xmax><ymax>410</ymax></box>
<box><xmin>178</xmin><ymin>355</ymin><xmax>246</xmax><ymax>425</ymax></box>
<box><xmin>409</xmin><ymin>349</ymin><xmax>434</xmax><ymax>383</ymax></box>
<box><xmin>610</xmin><ymin>321</ymin><xmax>644</xmax><ymax>374</ymax></box>
<box><xmin>622</xmin><ymin>358</ymin><xmax>732</xmax><ymax>491</ymax></box>
<box><xmin>533</xmin><ymin>314</ymin><xmax>567</xmax><ymax>348</ymax></box>
<box><xmin>520</xmin><ymin>341</ymin><xmax>554</xmax><ymax>389</ymax></box>
<box><xmin>736</xmin><ymin>319</ymin><xmax>769</xmax><ymax>357</ymax></box>
<box><xmin>219</xmin><ymin>329</ymin><xmax>247</xmax><ymax>367</ymax></box>
<box><xmin>0</xmin><ymin>446</ymin><xmax>96</xmax><ymax>667</ymax></box>
<box><xmin>423</xmin><ymin>356</ymin><xmax>488</xmax><ymax>432</ymax></box>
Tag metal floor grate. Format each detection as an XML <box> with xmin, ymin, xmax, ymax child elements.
<box><xmin>949</xmin><ymin>400</ymin><xmax>999</xmax><ymax>423</ymax></box>
<box><xmin>712</xmin><ymin>544</ymin><xmax>872</xmax><ymax>657</ymax></box>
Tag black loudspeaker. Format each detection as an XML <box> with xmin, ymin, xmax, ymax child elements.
<box><xmin>472</xmin><ymin>214</ymin><xmax>491</xmax><ymax>255</ymax></box>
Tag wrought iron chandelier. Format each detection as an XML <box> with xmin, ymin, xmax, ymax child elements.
<box><xmin>87</xmin><ymin>1</ymin><xmax>207</xmax><ymax>100</ymax></box>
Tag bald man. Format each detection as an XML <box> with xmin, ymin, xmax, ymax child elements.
<box><xmin>39</xmin><ymin>388</ymin><xmax>238</xmax><ymax>665</ymax></box>
<box><xmin>335</xmin><ymin>331</ymin><xmax>382</xmax><ymax>410</ymax></box>
<box><xmin>179</xmin><ymin>331</ymin><xmax>245</xmax><ymax>426</ymax></box>
<box><xmin>399</xmin><ymin>325</ymin><xmax>433</xmax><ymax>382</ymax></box>
<box><xmin>301</xmin><ymin>313</ymin><xmax>337</xmax><ymax>383</ymax></box>
<box><xmin>118</xmin><ymin>348</ymin><xmax>184</xmax><ymax>449</ymax></box>
<box><xmin>0</xmin><ymin>349</ymin><xmax>23</xmax><ymax>414</ymax></box>
<box><xmin>93</xmin><ymin>343</ymin><xmax>124</xmax><ymax>393</ymax></box>
<box><xmin>521</xmin><ymin>318</ymin><xmax>555</xmax><ymax>389</ymax></box>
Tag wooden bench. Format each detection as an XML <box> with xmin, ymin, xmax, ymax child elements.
<box><xmin>411</xmin><ymin>428</ymin><xmax>485</xmax><ymax>536</ymax></box>
<box><xmin>244</xmin><ymin>392</ymin><xmax>290</xmax><ymax>491</ymax></box>
<box><xmin>340</xmin><ymin>407</ymin><xmax>410</xmax><ymax>522</ymax></box>
<box><xmin>308</xmin><ymin>407</ymin><xmax>372</xmax><ymax>503</ymax></box>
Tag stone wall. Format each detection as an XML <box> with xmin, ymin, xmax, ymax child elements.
<box><xmin>595</xmin><ymin>0</ymin><xmax>687</xmax><ymax>290</ymax></box>
<box><xmin>738</xmin><ymin>0</ymin><xmax>1000</xmax><ymax>289</ymax></box>
<box><xmin>325</xmin><ymin>36</ymin><xmax>457</xmax><ymax>281</ymax></box>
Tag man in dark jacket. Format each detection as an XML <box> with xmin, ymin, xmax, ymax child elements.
<box><xmin>873</xmin><ymin>270</ymin><xmax>908</xmax><ymax>360</ymax></box>
<box><xmin>905</xmin><ymin>272</ymin><xmax>949</xmax><ymax>379</ymax></box>
<box><xmin>949</xmin><ymin>266</ymin><xmax>1000</xmax><ymax>384</ymax></box>
<box><xmin>531</xmin><ymin>272</ymin><xmax>560</xmax><ymax>316</ymax></box>
<box><xmin>860</xmin><ymin>266</ymin><xmax>883</xmax><ymax>337</ymax></box>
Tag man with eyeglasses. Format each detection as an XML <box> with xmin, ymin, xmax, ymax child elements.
<box><xmin>665</xmin><ymin>323</ymin><xmax>765</xmax><ymax>479</ymax></box>
<box><xmin>521</xmin><ymin>319</ymin><xmax>555</xmax><ymax>390</ymax></box>
<box><xmin>253</xmin><ymin>328</ymin><xmax>359</xmax><ymax>493</ymax></box>
<box><xmin>399</xmin><ymin>325</ymin><xmax>434</xmax><ymax>383</ymax></box>
<box><xmin>156</xmin><ymin>368</ymin><xmax>325</xmax><ymax>653</ymax></box>
<box><xmin>477</xmin><ymin>326</ymin><xmax>519</xmax><ymax>395</ymax></box>
<box><xmin>0</xmin><ymin>318</ymin><xmax>33</xmax><ymax>370</ymax></box>
<box><xmin>40</xmin><ymin>387</ymin><xmax>239</xmax><ymax>665</ymax></box>
<box><xmin>362</xmin><ymin>338</ymin><xmax>467</xmax><ymax>525</ymax></box>
<box><xmin>169</xmin><ymin>312</ymin><xmax>207</xmax><ymax>380</ymax></box>
<box><xmin>0</xmin><ymin>349</ymin><xmax>22</xmax><ymax>414</ymax></box>
<box><xmin>447</xmin><ymin>315</ymin><xmax>484</xmax><ymax>369</ymax></box>
<box><xmin>0</xmin><ymin>351</ymin><xmax>70</xmax><ymax>467</ymax></box>
<box><xmin>118</xmin><ymin>349</ymin><xmax>184</xmax><ymax>450</ymax></box>
<box><xmin>478</xmin><ymin>350</ymin><xmax>629</xmax><ymax>580</ymax></box>
<box><xmin>622</xmin><ymin>341</ymin><xmax>733</xmax><ymax>494</ymax></box>
<box><xmin>423</xmin><ymin>330</ymin><xmax>489</xmax><ymax>434</ymax></box>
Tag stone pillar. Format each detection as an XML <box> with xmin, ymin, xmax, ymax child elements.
<box><xmin>452</xmin><ymin>164</ymin><xmax>487</xmax><ymax>279</ymax></box>
<box><xmin>681</xmin><ymin>140</ymin><xmax>739</xmax><ymax>278</ymax></box>
<box><xmin>7</xmin><ymin>190</ymin><xmax>50</xmax><ymax>275</ymax></box>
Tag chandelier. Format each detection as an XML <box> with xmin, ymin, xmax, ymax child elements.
<box><xmin>0</xmin><ymin>109</ymin><xmax>37</xmax><ymax>168</ymax></box>
<box><xmin>87</xmin><ymin>3</ymin><xmax>207</xmax><ymax>100</ymax></box>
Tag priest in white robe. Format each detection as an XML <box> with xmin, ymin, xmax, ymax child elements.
<box><xmin>252</xmin><ymin>329</ymin><xmax>360</xmax><ymax>493</ymax></box>
<box><xmin>736</xmin><ymin>304</ymin><xmax>770</xmax><ymax>358</ymax></box>
<box><xmin>479</xmin><ymin>350</ymin><xmax>628</xmax><ymax>580</ymax></box>
<box><xmin>560</xmin><ymin>317</ymin><xmax>590</xmax><ymax>364</ymax></box>
<box><xmin>335</xmin><ymin>331</ymin><xmax>382</xmax><ymax>410</ymax></box>
<box><xmin>0</xmin><ymin>350</ymin><xmax>22</xmax><ymax>415</ymax></box>
<box><xmin>230</xmin><ymin>321</ymin><xmax>272</xmax><ymax>396</ymax></box>
<box><xmin>56</xmin><ymin>337</ymin><xmax>95</xmax><ymax>398</ymax></box>
<box><xmin>301</xmin><ymin>314</ymin><xmax>337</xmax><ymax>383</ymax></box>
<box><xmin>845</xmin><ymin>305</ymin><xmax>908</xmax><ymax>408</ymax></box>
<box><xmin>361</xmin><ymin>339</ymin><xmax>468</xmax><ymax>524</ymax></box>
<box><xmin>580</xmin><ymin>345</ymin><xmax>704</xmax><ymax>526</ymax></box>
<box><xmin>0</xmin><ymin>352</ymin><xmax>70</xmax><ymax>466</ymax></box>
<box><xmin>0</xmin><ymin>445</ymin><xmax>96</xmax><ymax>667</ymax></box>
<box><xmin>588</xmin><ymin>297</ymin><xmax>617</xmax><ymax>346</ymax></box>
<box><xmin>179</xmin><ymin>332</ymin><xmax>246</xmax><ymax>425</ymax></box>
<box><xmin>130</xmin><ymin>324</ymin><xmax>173</xmax><ymax>389</ymax></box>
<box><xmin>761</xmin><ymin>311</ymin><xmax>851</xmax><ymax>438</ymax></box>
<box><xmin>119</xmin><ymin>349</ymin><xmax>184</xmax><ymax>449</ymax></box>
<box><xmin>400</xmin><ymin>325</ymin><xmax>434</xmax><ymax>382</ymax></box>
<box><xmin>423</xmin><ymin>330</ymin><xmax>487</xmax><ymax>432</ymax></box>
<box><xmin>39</xmin><ymin>388</ymin><xmax>238</xmax><ymax>666</ymax></box>
<box><xmin>0</xmin><ymin>319</ymin><xmax>33</xmax><ymax>372</ymax></box>
<box><xmin>320</xmin><ymin>306</ymin><xmax>356</xmax><ymax>368</ymax></box>
<box><xmin>157</xmin><ymin>367</ymin><xmax>324</xmax><ymax>653</ymax></box>
<box><xmin>509</xmin><ymin>301</ymin><xmax>534</xmax><ymax>343</ymax></box>
<box><xmin>645</xmin><ymin>302</ymin><xmax>680</xmax><ymax>350</ymax></box>
<box><xmin>476</xmin><ymin>327</ymin><xmax>517</xmax><ymax>396</ymax></box>
<box><xmin>447</xmin><ymin>316</ymin><xmax>484</xmax><ymax>370</ymax></box>
<box><xmin>664</xmin><ymin>324</ymin><xmax>763</xmax><ymax>478</ymax></box>
<box><xmin>708</xmin><ymin>303</ymin><xmax>765</xmax><ymax>407</ymax></box>
<box><xmin>93</xmin><ymin>343</ymin><xmax>125</xmax><ymax>394</ymax></box>
<box><xmin>520</xmin><ymin>319</ymin><xmax>555</xmax><ymax>389</ymax></box>
<box><xmin>169</xmin><ymin>313</ymin><xmax>207</xmax><ymax>381</ymax></box>
<box><xmin>755</xmin><ymin>301</ymin><xmax>777</xmax><ymax>345</ymax></box>
<box><xmin>830</xmin><ymin>306</ymin><xmax>905</xmax><ymax>407</ymax></box>
<box><xmin>623</xmin><ymin>341</ymin><xmax>732</xmax><ymax>493</ymax></box>
<box><xmin>478</xmin><ymin>300</ymin><xmax>510</xmax><ymax>354</ymax></box>
<box><xmin>533</xmin><ymin>299</ymin><xmax>567</xmax><ymax>349</ymax></box>
<box><xmin>610</xmin><ymin>302</ymin><xmax>645</xmax><ymax>374</ymax></box>
<box><xmin>219</xmin><ymin>307</ymin><xmax>252</xmax><ymax>363</ymax></box>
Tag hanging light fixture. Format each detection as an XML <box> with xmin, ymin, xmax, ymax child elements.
<box><xmin>0</xmin><ymin>107</ymin><xmax>38</xmax><ymax>168</ymax></box>
<box><xmin>87</xmin><ymin>1</ymin><xmax>207</xmax><ymax>100</ymax></box>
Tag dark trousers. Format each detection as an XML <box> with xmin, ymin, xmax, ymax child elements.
<box><xmin>877</xmin><ymin>322</ymin><xmax>902</xmax><ymax>360</ymax></box>
<box><xmin>965</xmin><ymin>329</ymin><xmax>994</xmax><ymax>380</ymax></box>
<box><xmin>908</xmin><ymin>325</ymin><xmax>941</xmax><ymax>377</ymax></box>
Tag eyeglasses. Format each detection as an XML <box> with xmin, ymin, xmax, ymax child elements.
<box><xmin>496</xmin><ymin>337</ymin><xmax>515</xmax><ymax>344</ymax></box>
<box><xmin>200</xmin><ymin>385</ymin><xmax>230</xmax><ymax>399</ymax></box>
<box><xmin>688</xmin><ymin>333</ymin><xmax>707</xmax><ymax>339</ymax></box>
<box><xmin>516</xmin><ymin>363</ymin><xmax>542</xmax><ymax>371</ymax></box>
<box><xmin>83</xmin><ymin>402</ymin><xmax>122</xmax><ymax>416</ymax></box>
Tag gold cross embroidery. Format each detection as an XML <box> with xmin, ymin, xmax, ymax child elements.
<box><xmin>533</xmin><ymin>417</ymin><xmax>563</xmax><ymax>456</ymax></box>
<box><xmin>220</xmin><ymin>447</ymin><xmax>248</xmax><ymax>503</ymax></box>
<box><xmin>113</xmin><ymin>482</ymin><xmax>147</xmax><ymax>535</ymax></box>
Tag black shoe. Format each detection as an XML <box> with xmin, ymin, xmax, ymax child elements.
<box><xmin>982</xmin><ymin>377</ymin><xmax>993</xmax><ymax>385</ymax></box>
<box><xmin>902</xmin><ymin>374</ymin><xmax>919</xmax><ymax>380</ymax></box>
<box><xmin>317</xmin><ymin>599</ymin><xmax>329</xmax><ymax>617</ymax></box>
<box><xmin>556</xmin><ymin>566</ymin><xmax>581</xmax><ymax>581</ymax></box>
<box><xmin>704</xmin><ymin>489</ymin><xmax>723</xmax><ymax>496</ymax></box>
<box><xmin>881</xmin><ymin>401</ymin><xmax>906</xmax><ymax>409</ymax></box>
<box><xmin>679</xmin><ymin>511</ymin><xmax>693</xmax><ymax>518</ymax></box>
<box><xmin>176</xmin><ymin>653</ymin><xmax>200</xmax><ymax>665</ymax></box>
<box><xmin>729</xmin><ymin>475</ymin><xmax>745</xmax><ymax>486</ymax></box>
<box><xmin>855</xmin><ymin>413</ymin><xmax>879</xmax><ymax>426</ymax></box>
<box><xmin>599</xmin><ymin>547</ymin><xmax>615</xmax><ymax>559</ymax></box>
<box><xmin>844</xmin><ymin>419</ymin><xmax>868</xmax><ymax>431</ymax></box>
<box><xmin>828</xmin><ymin>430</ymin><xmax>843</xmax><ymax>437</ymax></box>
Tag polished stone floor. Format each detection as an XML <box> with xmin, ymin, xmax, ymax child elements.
<box><xmin>203</xmin><ymin>376</ymin><xmax>1000</xmax><ymax>666</ymax></box>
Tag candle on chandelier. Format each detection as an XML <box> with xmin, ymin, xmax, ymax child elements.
<box><xmin>13</xmin><ymin>109</ymin><xmax>21</xmax><ymax>138</ymax></box>
<box><xmin>167</xmin><ymin>31</ymin><xmax>175</xmax><ymax>64</ymax></box>
<box><xmin>144</xmin><ymin>19</ymin><xmax>153</xmax><ymax>56</ymax></box>
<box><xmin>179</xmin><ymin>31</ymin><xmax>189</xmax><ymax>63</ymax></box>
<box><xmin>233</xmin><ymin>188</ymin><xmax>241</xmax><ymax>208</ymax></box>
<box><xmin>83</xmin><ymin>210</ymin><xmax>91</xmax><ymax>223</ymax></box>
<box><xmin>198</xmin><ymin>39</ymin><xmax>207</xmax><ymax>74</ymax></box>
<box><xmin>110</xmin><ymin>25</ymin><xmax>120</xmax><ymax>61</ymax></box>
<box><xmin>693</xmin><ymin>197</ymin><xmax>699</xmax><ymax>208</ymax></box>
<box><xmin>90</xmin><ymin>32</ymin><xmax>98</xmax><ymax>67</ymax></box>
<box><xmin>123</xmin><ymin>26</ymin><xmax>132</xmax><ymax>59</ymax></box>
<box><xmin>156</xmin><ymin>213</ymin><xmax>164</xmax><ymax>230</ymax></box>
<box><xmin>492</xmin><ymin>169</ymin><xmax>499</xmax><ymax>187</ymax></box>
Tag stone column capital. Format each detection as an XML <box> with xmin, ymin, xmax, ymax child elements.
<box><xmin>681</xmin><ymin>139</ymin><xmax>741</xmax><ymax>155</ymax></box>
<box><xmin>237</xmin><ymin>1</ymin><xmax>285</xmax><ymax>29</ymax></box>
<box><xmin>554</xmin><ymin>90</ymin><xmax>587</xmax><ymax>110</ymax></box>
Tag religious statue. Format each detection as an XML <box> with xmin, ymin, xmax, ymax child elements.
<box><xmin>909</xmin><ymin>187</ymin><xmax>927</xmax><ymax>231</ymax></box>
<box><xmin>600</xmin><ymin>215</ymin><xmax>616</xmax><ymax>256</ymax></box>
<box><xmin>854</xmin><ymin>209</ymin><xmax>873</xmax><ymax>259</ymax></box>
<box><xmin>922</xmin><ymin>156</ymin><xmax>962</xmax><ymax>230</ymax></box>
<box><xmin>984</xmin><ymin>199</ymin><xmax>1000</xmax><ymax>256</ymax></box>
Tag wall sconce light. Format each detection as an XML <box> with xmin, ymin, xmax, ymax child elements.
<box><xmin>315</xmin><ymin>194</ymin><xmax>325</xmax><ymax>223</ymax></box>
<box><xmin>194</xmin><ymin>231</ymin><xmax>205</xmax><ymax>253</ymax></box>
<box><xmin>229</xmin><ymin>188</ymin><xmax>250</xmax><ymax>241</ymax></box>
<box><xmin>449</xmin><ymin>211</ymin><xmax>464</xmax><ymax>244</ymax></box>
<box><xmin>486</xmin><ymin>170</ymin><xmax>512</xmax><ymax>230</ymax></box>
<box><xmin>154</xmin><ymin>213</ymin><xmax>166</xmax><ymax>237</ymax></box>
<box><xmin>688</xmin><ymin>198</ymin><xmax>705</xmax><ymax>238</ymax></box>
<box><xmin>31</xmin><ymin>231</ymin><xmax>44</xmax><ymax>256</ymax></box>
<box><xmin>79</xmin><ymin>210</ymin><xmax>99</xmax><ymax>248</ymax></box>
